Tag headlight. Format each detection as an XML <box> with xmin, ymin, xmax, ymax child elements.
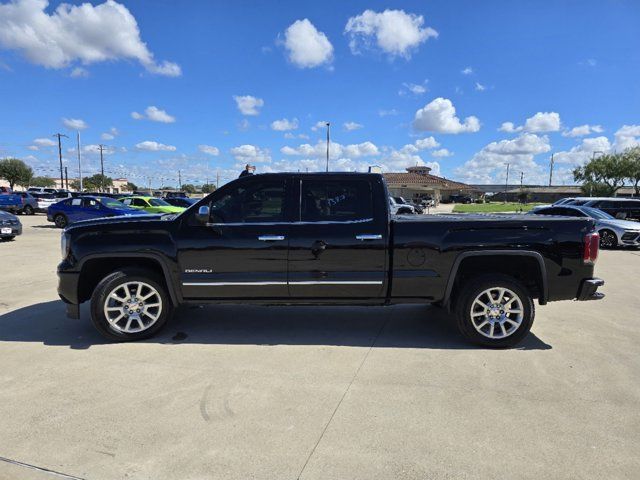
<box><xmin>61</xmin><ymin>232</ymin><xmax>70</xmax><ymax>259</ymax></box>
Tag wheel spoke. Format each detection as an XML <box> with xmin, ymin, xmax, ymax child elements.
<box><xmin>488</xmin><ymin>323</ymin><xmax>495</xmax><ymax>337</ymax></box>
<box><xmin>505</xmin><ymin>318</ymin><xmax>520</xmax><ymax>327</ymax></box>
<box><xmin>506</xmin><ymin>308</ymin><xmax>522</xmax><ymax>314</ymax></box>
<box><xmin>476</xmin><ymin>320</ymin><xmax>489</xmax><ymax>329</ymax></box>
<box><xmin>497</xmin><ymin>288</ymin><xmax>506</xmax><ymax>303</ymax></box>
<box><xmin>500</xmin><ymin>323</ymin><xmax>507</xmax><ymax>337</ymax></box>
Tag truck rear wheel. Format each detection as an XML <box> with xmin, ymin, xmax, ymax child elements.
<box><xmin>90</xmin><ymin>268</ymin><xmax>173</xmax><ymax>341</ymax></box>
<box><xmin>455</xmin><ymin>274</ymin><xmax>535</xmax><ymax>348</ymax></box>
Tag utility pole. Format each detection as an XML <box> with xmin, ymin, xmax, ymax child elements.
<box><xmin>98</xmin><ymin>144</ymin><xmax>108</xmax><ymax>192</ymax></box>
<box><xmin>548</xmin><ymin>153</ymin><xmax>554</xmax><ymax>187</ymax></box>
<box><xmin>64</xmin><ymin>167</ymin><xmax>68</xmax><ymax>190</ymax></box>
<box><xmin>325</xmin><ymin>122</ymin><xmax>331</xmax><ymax>172</ymax></box>
<box><xmin>53</xmin><ymin>133</ymin><xmax>68</xmax><ymax>189</ymax></box>
<box><xmin>520</xmin><ymin>171</ymin><xmax>524</xmax><ymax>189</ymax></box>
<box><xmin>504</xmin><ymin>163</ymin><xmax>510</xmax><ymax>203</ymax></box>
<box><xmin>216</xmin><ymin>171</ymin><xmax>219</xmax><ymax>189</ymax></box>
<box><xmin>178</xmin><ymin>170</ymin><xmax>182</xmax><ymax>190</ymax></box>
<box><xmin>76</xmin><ymin>131</ymin><xmax>83</xmax><ymax>192</ymax></box>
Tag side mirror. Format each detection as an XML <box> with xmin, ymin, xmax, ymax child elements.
<box><xmin>195</xmin><ymin>205</ymin><xmax>210</xmax><ymax>224</ymax></box>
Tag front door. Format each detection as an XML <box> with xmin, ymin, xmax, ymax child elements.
<box><xmin>177</xmin><ymin>176</ymin><xmax>291</xmax><ymax>299</ymax></box>
<box><xmin>288</xmin><ymin>177</ymin><xmax>387</xmax><ymax>298</ymax></box>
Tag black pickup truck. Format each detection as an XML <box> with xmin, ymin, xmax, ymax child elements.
<box><xmin>58</xmin><ymin>173</ymin><xmax>604</xmax><ymax>347</ymax></box>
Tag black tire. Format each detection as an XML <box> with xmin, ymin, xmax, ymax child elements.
<box><xmin>54</xmin><ymin>214</ymin><xmax>68</xmax><ymax>228</ymax></box>
<box><xmin>599</xmin><ymin>229</ymin><xmax>617</xmax><ymax>249</ymax></box>
<box><xmin>90</xmin><ymin>268</ymin><xmax>174</xmax><ymax>341</ymax></box>
<box><xmin>22</xmin><ymin>205</ymin><xmax>34</xmax><ymax>215</ymax></box>
<box><xmin>1</xmin><ymin>236</ymin><xmax>15</xmax><ymax>242</ymax></box>
<box><xmin>454</xmin><ymin>274</ymin><xmax>535</xmax><ymax>348</ymax></box>
<box><xmin>398</xmin><ymin>207</ymin><xmax>413</xmax><ymax>215</ymax></box>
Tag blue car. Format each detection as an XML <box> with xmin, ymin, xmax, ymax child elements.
<box><xmin>47</xmin><ymin>196</ymin><xmax>148</xmax><ymax>228</ymax></box>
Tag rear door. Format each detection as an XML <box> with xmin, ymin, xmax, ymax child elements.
<box><xmin>287</xmin><ymin>176</ymin><xmax>388</xmax><ymax>299</ymax></box>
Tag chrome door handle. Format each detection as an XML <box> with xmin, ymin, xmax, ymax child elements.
<box><xmin>258</xmin><ymin>235</ymin><xmax>286</xmax><ymax>241</ymax></box>
<box><xmin>355</xmin><ymin>234</ymin><xmax>382</xmax><ymax>241</ymax></box>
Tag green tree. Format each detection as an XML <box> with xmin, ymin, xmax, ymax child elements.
<box><xmin>623</xmin><ymin>147</ymin><xmax>640</xmax><ymax>196</ymax></box>
<box><xmin>29</xmin><ymin>176</ymin><xmax>56</xmax><ymax>188</ymax></box>
<box><xmin>181</xmin><ymin>183</ymin><xmax>196</xmax><ymax>194</ymax></box>
<box><xmin>83</xmin><ymin>174</ymin><xmax>113</xmax><ymax>191</ymax></box>
<box><xmin>70</xmin><ymin>179</ymin><xmax>81</xmax><ymax>191</ymax></box>
<box><xmin>573</xmin><ymin>153</ymin><xmax>628</xmax><ymax>197</ymax></box>
<box><xmin>0</xmin><ymin>158</ymin><xmax>33</xmax><ymax>189</ymax></box>
<box><xmin>201</xmin><ymin>183</ymin><xmax>216</xmax><ymax>194</ymax></box>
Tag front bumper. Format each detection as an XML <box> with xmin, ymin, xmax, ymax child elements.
<box><xmin>0</xmin><ymin>224</ymin><xmax>21</xmax><ymax>237</ymax></box>
<box><xmin>577</xmin><ymin>278</ymin><xmax>605</xmax><ymax>301</ymax></box>
<box><xmin>58</xmin><ymin>269</ymin><xmax>81</xmax><ymax>319</ymax></box>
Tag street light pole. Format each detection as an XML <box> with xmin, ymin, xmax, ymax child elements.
<box><xmin>548</xmin><ymin>153</ymin><xmax>554</xmax><ymax>187</ymax></box>
<box><xmin>504</xmin><ymin>163</ymin><xmax>510</xmax><ymax>203</ymax></box>
<box><xmin>76</xmin><ymin>131</ymin><xmax>83</xmax><ymax>192</ymax></box>
<box><xmin>325</xmin><ymin>122</ymin><xmax>331</xmax><ymax>172</ymax></box>
<box><xmin>53</xmin><ymin>133</ymin><xmax>68</xmax><ymax>189</ymax></box>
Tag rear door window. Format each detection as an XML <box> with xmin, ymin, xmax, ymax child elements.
<box><xmin>300</xmin><ymin>179</ymin><xmax>373</xmax><ymax>222</ymax></box>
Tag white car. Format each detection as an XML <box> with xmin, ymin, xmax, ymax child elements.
<box><xmin>30</xmin><ymin>192</ymin><xmax>58</xmax><ymax>213</ymax></box>
<box><xmin>389</xmin><ymin>196</ymin><xmax>415</xmax><ymax>214</ymax></box>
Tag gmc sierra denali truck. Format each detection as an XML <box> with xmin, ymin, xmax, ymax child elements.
<box><xmin>58</xmin><ymin>173</ymin><xmax>604</xmax><ymax>347</ymax></box>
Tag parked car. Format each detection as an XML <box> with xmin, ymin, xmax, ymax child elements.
<box><xmin>449</xmin><ymin>194</ymin><xmax>473</xmax><ymax>204</ymax></box>
<box><xmin>0</xmin><ymin>210</ymin><xmax>22</xmax><ymax>241</ymax></box>
<box><xmin>392</xmin><ymin>196</ymin><xmax>423</xmax><ymax>214</ymax></box>
<box><xmin>0</xmin><ymin>186</ymin><xmax>12</xmax><ymax>194</ymax></box>
<box><xmin>577</xmin><ymin>198</ymin><xmax>640</xmax><ymax>220</ymax></box>
<box><xmin>0</xmin><ymin>193</ymin><xmax>24</xmax><ymax>213</ymax></box>
<box><xmin>30</xmin><ymin>192</ymin><xmax>58</xmax><ymax>213</ymax></box>
<box><xmin>529</xmin><ymin>205</ymin><xmax>640</xmax><ymax>248</ymax></box>
<box><xmin>15</xmin><ymin>192</ymin><xmax>38</xmax><ymax>215</ymax></box>
<box><xmin>164</xmin><ymin>197</ymin><xmax>198</xmax><ymax>208</ymax></box>
<box><xmin>118</xmin><ymin>196</ymin><xmax>186</xmax><ymax>214</ymax></box>
<box><xmin>47</xmin><ymin>196</ymin><xmax>149</xmax><ymax>228</ymax></box>
<box><xmin>164</xmin><ymin>191</ymin><xmax>189</xmax><ymax>199</ymax></box>
<box><xmin>58</xmin><ymin>172</ymin><xmax>604</xmax><ymax>347</ymax></box>
<box><xmin>389</xmin><ymin>196</ymin><xmax>415</xmax><ymax>214</ymax></box>
<box><xmin>27</xmin><ymin>187</ymin><xmax>58</xmax><ymax>194</ymax></box>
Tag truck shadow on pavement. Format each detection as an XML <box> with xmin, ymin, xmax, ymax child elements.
<box><xmin>0</xmin><ymin>301</ymin><xmax>552</xmax><ymax>351</ymax></box>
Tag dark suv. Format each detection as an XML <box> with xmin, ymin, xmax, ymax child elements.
<box><xmin>583</xmin><ymin>199</ymin><xmax>640</xmax><ymax>220</ymax></box>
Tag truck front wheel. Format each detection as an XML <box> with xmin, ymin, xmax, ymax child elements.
<box><xmin>90</xmin><ymin>268</ymin><xmax>173</xmax><ymax>341</ymax></box>
<box><xmin>455</xmin><ymin>274</ymin><xmax>535</xmax><ymax>348</ymax></box>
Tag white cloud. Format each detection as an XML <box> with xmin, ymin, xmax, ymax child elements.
<box><xmin>500</xmin><ymin>112</ymin><xmax>561</xmax><ymax>134</ymax></box>
<box><xmin>343</xmin><ymin>121</ymin><xmax>363</xmax><ymax>131</ymax></box>
<box><xmin>100</xmin><ymin>127</ymin><xmax>118</xmax><ymax>140</ymax></box>
<box><xmin>311</xmin><ymin>120</ymin><xmax>329</xmax><ymax>132</ymax></box>
<box><xmin>62</xmin><ymin>117</ymin><xmax>88</xmax><ymax>130</ymax></box>
<box><xmin>283</xmin><ymin>19</ymin><xmax>333</xmax><ymax>68</ymax></box>
<box><xmin>237</xmin><ymin>118</ymin><xmax>250</xmax><ymax>131</ymax></box>
<box><xmin>198</xmin><ymin>145</ymin><xmax>219</xmax><ymax>156</ymax></box>
<box><xmin>553</xmin><ymin>136</ymin><xmax>611</xmax><ymax>166</ymax></box>
<box><xmin>461</xmin><ymin>67</ymin><xmax>473</xmax><ymax>75</ymax></box>
<box><xmin>378</xmin><ymin>108</ymin><xmax>399</xmax><ymax>117</ymax></box>
<box><xmin>523</xmin><ymin>112</ymin><xmax>561</xmax><ymax>132</ymax></box>
<box><xmin>475</xmin><ymin>82</ymin><xmax>485</xmax><ymax>92</ymax></box>
<box><xmin>281</xmin><ymin>141</ymin><xmax>380</xmax><ymax>159</ymax></box>
<box><xmin>131</xmin><ymin>106</ymin><xmax>175</xmax><ymax>123</ymax></box>
<box><xmin>233</xmin><ymin>95</ymin><xmax>264</xmax><ymax>116</ymax></box>
<box><xmin>454</xmin><ymin>133</ymin><xmax>551</xmax><ymax>184</ymax></box>
<box><xmin>33</xmin><ymin>137</ymin><xmax>56</xmax><ymax>147</ymax></box>
<box><xmin>70</xmin><ymin>66</ymin><xmax>88</xmax><ymax>78</ymax></box>
<box><xmin>562</xmin><ymin>124</ymin><xmax>604</xmax><ymax>137</ymax></box>
<box><xmin>345</xmin><ymin>9</ymin><xmax>438</xmax><ymax>59</ymax></box>
<box><xmin>230</xmin><ymin>144</ymin><xmax>271</xmax><ymax>163</ymax></box>
<box><xmin>399</xmin><ymin>80</ymin><xmax>428</xmax><ymax>96</ymax></box>
<box><xmin>431</xmin><ymin>148</ymin><xmax>453</xmax><ymax>158</ymax></box>
<box><xmin>135</xmin><ymin>141</ymin><xmax>176</xmax><ymax>152</ymax></box>
<box><xmin>614</xmin><ymin>125</ymin><xmax>640</xmax><ymax>151</ymax></box>
<box><xmin>284</xmin><ymin>132</ymin><xmax>309</xmax><ymax>139</ymax></box>
<box><xmin>270</xmin><ymin>118</ymin><xmax>299</xmax><ymax>131</ymax></box>
<box><xmin>0</xmin><ymin>0</ymin><xmax>181</xmax><ymax>76</ymax></box>
<box><xmin>414</xmin><ymin>136</ymin><xmax>439</xmax><ymax>150</ymax></box>
<box><xmin>498</xmin><ymin>122</ymin><xmax>522</xmax><ymax>133</ymax></box>
<box><xmin>413</xmin><ymin>97</ymin><xmax>480</xmax><ymax>134</ymax></box>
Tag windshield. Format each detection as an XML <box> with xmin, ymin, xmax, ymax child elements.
<box><xmin>149</xmin><ymin>198</ymin><xmax>171</xmax><ymax>207</ymax></box>
<box><xmin>581</xmin><ymin>207</ymin><xmax>615</xmax><ymax>220</ymax></box>
<box><xmin>100</xmin><ymin>198</ymin><xmax>132</xmax><ymax>209</ymax></box>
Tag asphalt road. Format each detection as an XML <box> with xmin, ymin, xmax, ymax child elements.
<box><xmin>0</xmin><ymin>214</ymin><xmax>638</xmax><ymax>480</ymax></box>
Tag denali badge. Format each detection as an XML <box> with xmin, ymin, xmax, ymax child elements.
<box><xmin>185</xmin><ymin>268</ymin><xmax>213</xmax><ymax>274</ymax></box>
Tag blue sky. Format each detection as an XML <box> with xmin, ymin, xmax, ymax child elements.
<box><xmin>0</xmin><ymin>0</ymin><xmax>639</xmax><ymax>188</ymax></box>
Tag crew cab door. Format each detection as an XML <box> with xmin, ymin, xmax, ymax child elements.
<box><xmin>287</xmin><ymin>176</ymin><xmax>388</xmax><ymax>298</ymax></box>
<box><xmin>176</xmin><ymin>176</ymin><xmax>291</xmax><ymax>299</ymax></box>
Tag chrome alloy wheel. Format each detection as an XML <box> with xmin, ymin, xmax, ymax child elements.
<box><xmin>470</xmin><ymin>287</ymin><xmax>524</xmax><ymax>339</ymax></box>
<box><xmin>103</xmin><ymin>281</ymin><xmax>162</xmax><ymax>334</ymax></box>
<box><xmin>600</xmin><ymin>230</ymin><xmax>616</xmax><ymax>249</ymax></box>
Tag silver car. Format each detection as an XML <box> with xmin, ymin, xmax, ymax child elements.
<box><xmin>529</xmin><ymin>205</ymin><xmax>640</xmax><ymax>249</ymax></box>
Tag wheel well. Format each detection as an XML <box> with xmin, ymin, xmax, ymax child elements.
<box><xmin>78</xmin><ymin>257</ymin><xmax>171</xmax><ymax>304</ymax></box>
<box><xmin>449</xmin><ymin>255</ymin><xmax>544</xmax><ymax>305</ymax></box>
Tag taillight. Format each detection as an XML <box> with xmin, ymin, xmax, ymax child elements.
<box><xmin>583</xmin><ymin>232</ymin><xmax>599</xmax><ymax>265</ymax></box>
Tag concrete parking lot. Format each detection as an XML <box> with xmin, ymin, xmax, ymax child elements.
<box><xmin>0</xmin><ymin>214</ymin><xmax>638</xmax><ymax>480</ymax></box>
